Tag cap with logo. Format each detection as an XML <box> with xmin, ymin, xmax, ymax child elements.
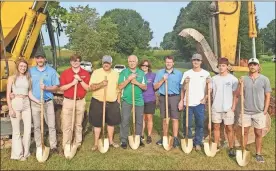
<box><xmin>191</xmin><ymin>53</ymin><xmax>202</xmax><ymax>60</ymax></box>
<box><xmin>248</xmin><ymin>58</ymin><xmax>259</xmax><ymax>64</ymax></box>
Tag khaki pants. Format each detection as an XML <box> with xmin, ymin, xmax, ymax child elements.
<box><xmin>10</xmin><ymin>97</ymin><xmax>31</xmax><ymax>160</ymax></box>
<box><xmin>62</xmin><ymin>98</ymin><xmax>86</xmax><ymax>148</ymax></box>
<box><xmin>31</xmin><ymin>100</ymin><xmax>57</xmax><ymax>149</ymax></box>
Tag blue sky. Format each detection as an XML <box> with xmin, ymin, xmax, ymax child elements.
<box><xmin>43</xmin><ymin>2</ymin><xmax>275</xmax><ymax>47</ymax></box>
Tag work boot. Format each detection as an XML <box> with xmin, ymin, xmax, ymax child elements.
<box><xmin>121</xmin><ymin>142</ymin><xmax>127</xmax><ymax>149</ymax></box>
<box><xmin>256</xmin><ymin>154</ymin><xmax>265</xmax><ymax>163</ymax></box>
<box><xmin>140</xmin><ymin>138</ymin><xmax>145</xmax><ymax>147</ymax></box>
<box><xmin>156</xmin><ymin>139</ymin><xmax>163</xmax><ymax>146</ymax></box>
<box><xmin>146</xmin><ymin>136</ymin><xmax>152</xmax><ymax>144</ymax></box>
<box><xmin>228</xmin><ymin>148</ymin><xmax>236</xmax><ymax>157</ymax></box>
<box><xmin>173</xmin><ymin>137</ymin><xmax>180</xmax><ymax>148</ymax></box>
<box><xmin>195</xmin><ymin>145</ymin><xmax>201</xmax><ymax>151</ymax></box>
<box><xmin>141</xmin><ymin>135</ymin><xmax>145</xmax><ymax>141</ymax></box>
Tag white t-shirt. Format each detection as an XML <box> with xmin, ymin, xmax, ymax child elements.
<box><xmin>211</xmin><ymin>73</ymin><xmax>238</xmax><ymax>112</ymax></box>
<box><xmin>181</xmin><ymin>69</ymin><xmax>210</xmax><ymax>106</ymax></box>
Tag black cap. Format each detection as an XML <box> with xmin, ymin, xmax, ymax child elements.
<box><xmin>34</xmin><ymin>49</ymin><xmax>46</xmax><ymax>58</ymax></box>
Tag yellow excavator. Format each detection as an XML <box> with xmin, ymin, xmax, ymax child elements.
<box><xmin>178</xmin><ymin>1</ymin><xmax>271</xmax><ymax>147</ymax></box>
<box><xmin>0</xmin><ymin>1</ymin><xmax>63</xmax><ymax>147</ymax></box>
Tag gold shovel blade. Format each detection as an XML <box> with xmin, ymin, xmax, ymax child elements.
<box><xmin>128</xmin><ymin>135</ymin><xmax>140</xmax><ymax>150</ymax></box>
<box><xmin>64</xmin><ymin>143</ymin><xmax>78</xmax><ymax>160</ymax></box>
<box><xmin>162</xmin><ymin>136</ymin><xmax>173</xmax><ymax>151</ymax></box>
<box><xmin>181</xmin><ymin>138</ymin><xmax>193</xmax><ymax>154</ymax></box>
<box><xmin>236</xmin><ymin>149</ymin><xmax>251</xmax><ymax>167</ymax></box>
<box><xmin>203</xmin><ymin>141</ymin><xmax>217</xmax><ymax>157</ymax></box>
<box><xmin>36</xmin><ymin>146</ymin><xmax>50</xmax><ymax>163</ymax></box>
<box><xmin>98</xmin><ymin>138</ymin><xmax>109</xmax><ymax>153</ymax></box>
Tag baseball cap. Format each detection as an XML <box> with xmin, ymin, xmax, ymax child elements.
<box><xmin>102</xmin><ymin>55</ymin><xmax>113</xmax><ymax>64</ymax></box>
<box><xmin>191</xmin><ymin>53</ymin><xmax>202</xmax><ymax>60</ymax></box>
<box><xmin>34</xmin><ymin>49</ymin><xmax>46</xmax><ymax>58</ymax></box>
<box><xmin>248</xmin><ymin>58</ymin><xmax>259</xmax><ymax>64</ymax></box>
<box><xmin>218</xmin><ymin>57</ymin><xmax>229</xmax><ymax>65</ymax></box>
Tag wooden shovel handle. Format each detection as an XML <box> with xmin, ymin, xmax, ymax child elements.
<box><xmin>185</xmin><ymin>78</ymin><xmax>190</xmax><ymax>139</ymax></box>
<box><xmin>240</xmin><ymin>78</ymin><xmax>245</xmax><ymax>150</ymax></box>
<box><xmin>71</xmin><ymin>84</ymin><xmax>77</xmax><ymax>143</ymax></box>
<box><xmin>40</xmin><ymin>88</ymin><xmax>44</xmax><ymax>148</ymax></box>
<box><xmin>102</xmin><ymin>76</ymin><xmax>107</xmax><ymax>139</ymax></box>
<box><xmin>207</xmin><ymin>79</ymin><xmax>211</xmax><ymax>143</ymax></box>
<box><xmin>132</xmin><ymin>83</ymin><xmax>135</xmax><ymax>136</ymax></box>
<box><xmin>165</xmin><ymin>80</ymin><xmax>169</xmax><ymax>124</ymax></box>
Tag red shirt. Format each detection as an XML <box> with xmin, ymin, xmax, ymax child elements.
<box><xmin>60</xmin><ymin>68</ymin><xmax>90</xmax><ymax>99</ymax></box>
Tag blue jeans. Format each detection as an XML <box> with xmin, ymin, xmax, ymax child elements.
<box><xmin>183</xmin><ymin>104</ymin><xmax>205</xmax><ymax>146</ymax></box>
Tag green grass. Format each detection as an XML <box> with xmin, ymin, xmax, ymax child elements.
<box><xmin>1</xmin><ymin>62</ymin><xmax>274</xmax><ymax>170</ymax></box>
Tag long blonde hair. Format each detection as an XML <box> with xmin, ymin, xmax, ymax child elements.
<box><xmin>12</xmin><ymin>59</ymin><xmax>32</xmax><ymax>90</ymax></box>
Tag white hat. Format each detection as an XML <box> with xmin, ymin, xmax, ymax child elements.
<box><xmin>248</xmin><ymin>58</ymin><xmax>260</xmax><ymax>64</ymax></box>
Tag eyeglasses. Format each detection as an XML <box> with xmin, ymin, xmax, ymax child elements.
<box><xmin>141</xmin><ymin>65</ymin><xmax>149</xmax><ymax>67</ymax></box>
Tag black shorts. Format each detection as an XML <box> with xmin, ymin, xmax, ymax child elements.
<box><xmin>89</xmin><ymin>98</ymin><xmax>121</xmax><ymax>127</ymax></box>
<box><xmin>144</xmin><ymin>101</ymin><xmax>156</xmax><ymax>114</ymax></box>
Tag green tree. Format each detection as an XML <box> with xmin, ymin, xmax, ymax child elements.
<box><xmin>103</xmin><ymin>9</ymin><xmax>153</xmax><ymax>55</ymax></box>
<box><xmin>48</xmin><ymin>2</ymin><xmax>69</xmax><ymax>24</ymax></box>
<box><xmin>260</xmin><ymin>19</ymin><xmax>275</xmax><ymax>54</ymax></box>
<box><xmin>65</xmin><ymin>5</ymin><xmax>118</xmax><ymax>61</ymax></box>
<box><xmin>160</xmin><ymin>32</ymin><xmax>176</xmax><ymax>50</ymax></box>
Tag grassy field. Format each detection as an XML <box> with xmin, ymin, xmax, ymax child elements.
<box><xmin>1</xmin><ymin>62</ymin><xmax>275</xmax><ymax>170</ymax></box>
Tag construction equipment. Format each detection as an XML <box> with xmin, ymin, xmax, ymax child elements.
<box><xmin>128</xmin><ymin>84</ymin><xmax>140</xmax><ymax>150</ymax></box>
<box><xmin>178</xmin><ymin>0</ymin><xmax>271</xmax><ymax>147</ymax></box>
<box><xmin>1</xmin><ymin>1</ymin><xmax>63</xmax><ymax>146</ymax></box>
<box><xmin>203</xmin><ymin>79</ymin><xmax>217</xmax><ymax>157</ymax></box>
<box><xmin>236</xmin><ymin>78</ymin><xmax>250</xmax><ymax>166</ymax></box>
<box><xmin>162</xmin><ymin>80</ymin><xmax>173</xmax><ymax>151</ymax></box>
<box><xmin>64</xmin><ymin>84</ymin><xmax>78</xmax><ymax>159</ymax></box>
<box><xmin>98</xmin><ymin>76</ymin><xmax>109</xmax><ymax>153</ymax></box>
<box><xmin>36</xmin><ymin>88</ymin><xmax>50</xmax><ymax>163</ymax></box>
<box><xmin>181</xmin><ymin>78</ymin><xmax>193</xmax><ymax>154</ymax></box>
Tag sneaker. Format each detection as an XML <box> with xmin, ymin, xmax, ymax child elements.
<box><xmin>141</xmin><ymin>135</ymin><xmax>145</xmax><ymax>141</ymax></box>
<box><xmin>146</xmin><ymin>136</ymin><xmax>152</xmax><ymax>144</ymax></box>
<box><xmin>140</xmin><ymin>139</ymin><xmax>145</xmax><ymax>147</ymax></box>
<box><xmin>195</xmin><ymin>145</ymin><xmax>201</xmax><ymax>151</ymax></box>
<box><xmin>256</xmin><ymin>154</ymin><xmax>265</xmax><ymax>163</ymax></box>
<box><xmin>228</xmin><ymin>148</ymin><xmax>236</xmax><ymax>157</ymax></box>
<box><xmin>156</xmin><ymin>139</ymin><xmax>163</xmax><ymax>146</ymax></box>
<box><xmin>51</xmin><ymin>148</ymin><xmax>58</xmax><ymax>154</ymax></box>
<box><xmin>121</xmin><ymin>142</ymin><xmax>127</xmax><ymax>149</ymax></box>
<box><xmin>173</xmin><ymin>137</ymin><xmax>180</xmax><ymax>148</ymax></box>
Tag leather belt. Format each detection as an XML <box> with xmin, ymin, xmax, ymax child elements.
<box><xmin>160</xmin><ymin>94</ymin><xmax>179</xmax><ymax>97</ymax></box>
<box><xmin>65</xmin><ymin>96</ymin><xmax>84</xmax><ymax>100</ymax></box>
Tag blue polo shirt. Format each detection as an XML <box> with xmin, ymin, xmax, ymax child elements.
<box><xmin>29</xmin><ymin>65</ymin><xmax>60</xmax><ymax>100</ymax></box>
<box><xmin>154</xmin><ymin>68</ymin><xmax>183</xmax><ymax>95</ymax></box>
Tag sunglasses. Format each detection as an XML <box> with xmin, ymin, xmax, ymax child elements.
<box><xmin>141</xmin><ymin>65</ymin><xmax>149</xmax><ymax>67</ymax></box>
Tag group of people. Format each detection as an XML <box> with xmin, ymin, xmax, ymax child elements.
<box><xmin>7</xmin><ymin>51</ymin><xmax>271</xmax><ymax>163</ymax></box>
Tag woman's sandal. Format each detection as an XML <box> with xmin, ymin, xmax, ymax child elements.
<box><xmin>91</xmin><ymin>145</ymin><xmax>98</xmax><ymax>151</ymax></box>
<box><xmin>109</xmin><ymin>142</ymin><xmax>119</xmax><ymax>148</ymax></box>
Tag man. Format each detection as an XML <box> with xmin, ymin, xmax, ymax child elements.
<box><xmin>180</xmin><ymin>53</ymin><xmax>210</xmax><ymax>151</ymax></box>
<box><xmin>89</xmin><ymin>55</ymin><xmax>121</xmax><ymax>151</ymax></box>
<box><xmin>59</xmin><ymin>54</ymin><xmax>90</xmax><ymax>150</ymax></box>
<box><xmin>29</xmin><ymin>51</ymin><xmax>60</xmax><ymax>153</ymax></box>
<box><xmin>210</xmin><ymin>57</ymin><xmax>238</xmax><ymax>156</ymax></box>
<box><xmin>154</xmin><ymin>56</ymin><xmax>183</xmax><ymax>148</ymax></box>
<box><xmin>118</xmin><ymin>55</ymin><xmax>147</xmax><ymax>149</ymax></box>
<box><xmin>237</xmin><ymin>57</ymin><xmax>271</xmax><ymax>163</ymax></box>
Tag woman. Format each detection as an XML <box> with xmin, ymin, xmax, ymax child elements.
<box><xmin>6</xmin><ymin>59</ymin><xmax>40</xmax><ymax>161</ymax></box>
<box><xmin>139</xmin><ymin>59</ymin><xmax>156</xmax><ymax>144</ymax></box>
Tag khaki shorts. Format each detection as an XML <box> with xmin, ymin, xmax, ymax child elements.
<box><xmin>238</xmin><ymin>112</ymin><xmax>266</xmax><ymax>129</ymax></box>
<box><xmin>212</xmin><ymin>110</ymin><xmax>234</xmax><ymax>125</ymax></box>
